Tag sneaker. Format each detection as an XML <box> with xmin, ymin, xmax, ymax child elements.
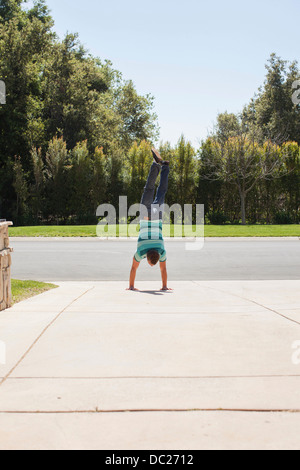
<box><xmin>152</xmin><ymin>148</ymin><xmax>169</xmax><ymax>166</ymax></box>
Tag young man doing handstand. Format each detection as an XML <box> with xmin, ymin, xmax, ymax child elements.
<box><xmin>127</xmin><ymin>148</ymin><xmax>172</xmax><ymax>292</ymax></box>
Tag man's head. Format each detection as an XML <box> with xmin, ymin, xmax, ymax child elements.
<box><xmin>147</xmin><ymin>250</ymin><xmax>160</xmax><ymax>267</ymax></box>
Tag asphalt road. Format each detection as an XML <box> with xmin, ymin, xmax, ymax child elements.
<box><xmin>9</xmin><ymin>238</ymin><xmax>300</xmax><ymax>282</ymax></box>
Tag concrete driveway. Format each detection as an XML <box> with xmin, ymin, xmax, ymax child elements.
<box><xmin>0</xmin><ymin>280</ymin><xmax>300</xmax><ymax>450</ymax></box>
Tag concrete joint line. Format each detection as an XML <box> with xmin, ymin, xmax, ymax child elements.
<box><xmin>1</xmin><ymin>408</ymin><xmax>300</xmax><ymax>414</ymax></box>
<box><xmin>0</xmin><ymin>286</ymin><xmax>95</xmax><ymax>388</ymax></box>
<box><xmin>3</xmin><ymin>374</ymin><xmax>300</xmax><ymax>380</ymax></box>
<box><xmin>192</xmin><ymin>281</ymin><xmax>300</xmax><ymax>328</ymax></box>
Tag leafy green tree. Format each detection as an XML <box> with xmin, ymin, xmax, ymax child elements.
<box><xmin>42</xmin><ymin>34</ymin><xmax>121</xmax><ymax>152</ymax></box>
<box><xmin>30</xmin><ymin>146</ymin><xmax>45</xmax><ymax>222</ymax></box>
<box><xmin>116</xmin><ymin>80</ymin><xmax>159</xmax><ymax>149</ymax></box>
<box><xmin>0</xmin><ymin>1</ymin><xmax>160</xmax><ymax>220</ymax></box>
<box><xmin>243</xmin><ymin>54</ymin><xmax>300</xmax><ymax>144</ymax></box>
<box><xmin>0</xmin><ymin>0</ymin><xmax>23</xmax><ymax>23</ymax></box>
<box><xmin>44</xmin><ymin>136</ymin><xmax>71</xmax><ymax>223</ymax></box>
<box><xmin>126</xmin><ymin>140</ymin><xmax>153</xmax><ymax>206</ymax></box>
<box><xmin>0</xmin><ymin>0</ymin><xmax>54</xmax><ymax>221</ymax></box>
<box><xmin>172</xmin><ymin>135</ymin><xmax>197</xmax><ymax>208</ymax></box>
<box><xmin>197</xmin><ymin>138</ymin><xmax>224</xmax><ymax>219</ymax></box>
<box><xmin>26</xmin><ymin>0</ymin><xmax>53</xmax><ymax>26</ymax></box>
<box><xmin>91</xmin><ymin>146</ymin><xmax>108</xmax><ymax>212</ymax></box>
<box><xmin>158</xmin><ymin>141</ymin><xmax>176</xmax><ymax>207</ymax></box>
<box><xmin>0</xmin><ymin>0</ymin><xmax>54</xmax><ymax>164</ymax></box>
<box><xmin>280</xmin><ymin>141</ymin><xmax>300</xmax><ymax>221</ymax></box>
<box><xmin>12</xmin><ymin>156</ymin><xmax>29</xmax><ymax>223</ymax></box>
<box><xmin>200</xmin><ymin>133</ymin><xmax>285</xmax><ymax>225</ymax></box>
<box><xmin>69</xmin><ymin>141</ymin><xmax>93</xmax><ymax>223</ymax></box>
<box><xmin>212</xmin><ymin>112</ymin><xmax>241</xmax><ymax>144</ymax></box>
<box><xmin>105</xmin><ymin>144</ymin><xmax>126</xmax><ymax>213</ymax></box>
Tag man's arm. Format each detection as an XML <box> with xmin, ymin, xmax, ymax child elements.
<box><xmin>160</xmin><ymin>261</ymin><xmax>172</xmax><ymax>291</ymax></box>
<box><xmin>127</xmin><ymin>257</ymin><xmax>140</xmax><ymax>291</ymax></box>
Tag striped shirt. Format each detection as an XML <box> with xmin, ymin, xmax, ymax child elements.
<box><xmin>134</xmin><ymin>220</ymin><xmax>167</xmax><ymax>263</ymax></box>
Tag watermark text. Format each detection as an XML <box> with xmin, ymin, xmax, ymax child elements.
<box><xmin>0</xmin><ymin>80</ymin><xmax>6</xmax><ymax>105</ymax></box>
<box><xmin>96</xmin><ymin>197</ymin><xmax>204</xmax><ymax>251</ymax></box>
<box><xmin>292</xmin><ymin>80</ymin><xmax>300</xmax><ymax>105</ymax></box>
<box><xmin>291</xmin><ymin>340</ymin><xmax>300</xmax><ymax>365</ymax></box>
<box><xmin>0</xmin><ymin>341</ymin><xmax>6</xmax><ymax>365</ymax></box>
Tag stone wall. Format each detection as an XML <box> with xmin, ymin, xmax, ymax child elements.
<box><xmin>0</xmin><ymin>222</ymin><xmax>13</xmax><ymax>311</ymax></box>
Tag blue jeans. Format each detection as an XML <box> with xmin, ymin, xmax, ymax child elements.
<box><xmin>140</xmin><ymin>162</ymin><xmax>170</xmax><ymax>220</ymax></box>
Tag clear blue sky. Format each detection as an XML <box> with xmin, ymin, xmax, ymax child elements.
<box><xmin>26</xmin><ymin>0</ymin><xmax>300</xmax><ymax>146</ymax></box>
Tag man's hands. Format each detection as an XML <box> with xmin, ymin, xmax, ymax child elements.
<box><xmin>127</xmin><ymin>286</ymin><xmax>172</xmax><ymax>292</ymax></box>
<box><xmin>127</xmin><ymin>258</ymin><xmax>173</xmax><ymax>292</ymax></box>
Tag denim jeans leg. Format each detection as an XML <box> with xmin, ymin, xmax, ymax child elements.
<box><xmin>140</xmin><ymin>162</ymin><xmax>161</xmax><ymax>219</ymax></box>
<box><xmin>152</xmin><ymin>164</ymin><xmax>170</xmax><ymax>219</ymax></box>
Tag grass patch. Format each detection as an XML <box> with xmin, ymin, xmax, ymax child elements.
<box><xmin>11</xmin><ymin>279</ymin><xmax>58</xmax><ymax>305</ymax></box>
<box><xmin>8</xmin><ymin>224</ymin><xmax>300</xmax><ymax>238</ymax></box>
<box><xmin>203</xmin><ymin>225</ymin><xmax>300</xmax><ymax>237</ymax></box>
<box><xmin>9</xmin><ymin>225</ymin><xmax>98</xmax><ymax>238</ymax></box>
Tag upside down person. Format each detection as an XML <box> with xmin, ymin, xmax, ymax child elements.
<box><xmin>127</xmin><ymin>148</ymin><xmax>173</xmax><ymax>292</ymax></box>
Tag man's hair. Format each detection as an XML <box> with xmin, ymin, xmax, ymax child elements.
<box><xmin>147</xmin><ymin>250</ymin><xmax>160</xmax><ymax>266</ymax></box>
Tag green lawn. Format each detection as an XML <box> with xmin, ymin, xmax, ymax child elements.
<box><xmin>8</xmin><ymin>224</ymin><xmax>300</xmax><ymax>238</ymax></box>
<box><xmin>11</xmin><ymin>279</ymin><xmax>58</xmax><ymax>305</ymax></box>
<box><xmin>203</xmin><ymin>225</ymin><xmax>300</xmax><ymax>237</ymax></box>
<box><xmin>9</xmin><ymin>225</ymin><xmax>99</xmax><ymax>238</ymax></box>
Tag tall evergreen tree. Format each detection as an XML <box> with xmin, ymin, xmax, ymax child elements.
<box><xmin>243</xmin><ymin>54</ymin><xmax>300</xmax><ymax>144</ymax></box>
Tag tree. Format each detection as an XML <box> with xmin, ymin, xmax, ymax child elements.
<box><xmin>126</xmin><ymin>140</ymin><xmax>153</xmax><ymax>206</ymax></box>
<box><xmin>42</xmin><ymin>34</ymin><xmax>120</xmax><ymax>152</ymax></box>
<box><xmin>105</xmin><ymin>144</ymin><xmax>125</xmax><ymax>213</ymax></box>
<box><xmin>0</xmin><ymin>1</ymin><xmax>54</xmax><ymax>165</ymax></box>
<box><xmin>69</xmin><ymin>140</ymin><xmax>93</xmax><ymax>223</ymax></box>
<box><xmin>0</xmin><ymin>0</ymin><xmax>23</xmax><ymax>22</ymax></box>
<box><xmin>12</xmin><ymin>156</ymin><xmax>29</xmax><ymax>223</ymax></box>
<box><xmin>197</xmin><ymin>138</ymin><xmax>225</xmax><ymax>220</ymax></box>
<box><xmin>0</xmin><ymin>0</ymin><xmax>54</xmax><ymax>221</ymax></box>
<box><xmin>26</xmin><ymin>0</ymin><xmax>53</xmax><ymax>26</ymax></box>
<box><xmin>243</xmin><ymin>54</ymin><xmax>300</xmax><ymax>144</ymax></box>
<box><xmin>280</xmin><ymin>141</ymin><xmax>300</xmax><ymax>221</ymax></box>
<box><xmin>172</xmin><ymin>135</ymin><xmax>197</xmax><ymax>208</ymax></box>
<box><xmin>91</xmin><ymin>146</ymin><xmax>108</xmax><ymax>212</ymax></box>
<box><xmin>200</xmin><ymin>132</ymin><xmax>286</xmax><ymax>225</ymax></box>
<box><xmin>0</xmin><ymin>0</ymin><xmax>160</xmax><ymax>220</ymax></box>
<box><xmin>212</xmin><ymin>112</ymin><xmax>241</xmax><ymax>144</ymax></box>
<box><xmin>30</xmin><ymin>146</ymin><xmax>45</xmax><ymax>221</ymax></box>
<box><xmin>44</xmin><ymin>136</ymin><xmax>70</xmax><ymax>223</ymax></box>
<box><xmin>116</xmin><ymin>80</ymin><xmax>159</xmax><ymax>149</ymax></box>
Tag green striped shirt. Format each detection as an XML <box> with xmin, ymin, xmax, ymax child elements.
<box><xmin>134</xmin><ymin>220</ymin><xmax>167</xmax><ymax>263</ymax></box>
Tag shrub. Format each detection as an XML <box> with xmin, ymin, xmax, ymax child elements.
<box><xmin>272</xmin><ymin>211</ymin><xmax>294</xmax><ymax>225</ymax></box>
<box><xmin>207</xmin><ymin>211</ymin><xmax>229</xmax><ymax>225</ymax></box>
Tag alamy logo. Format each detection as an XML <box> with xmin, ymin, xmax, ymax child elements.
<box><xmin>292</xmin><ymin>80</ymin><xmax>300</xmax><ymax>105</ymax></box>
<box><xmin>96</xmin><ymin>197</ymin><xmax>205</xmax><ymax>251</ymax></box>
<box><xmin>291</xmin><ymin>340</ymin><xmax>300</xmax><ymax>366</ymax></box>
<box><xmin>0</xmin><ymin>80</ymin><xmax>6</xmax><ymax>105</ymax></box>
<box><xmin>0</xmin><ymin>341</ymin><xmax>6</xmax><ymax>365</ymax></box>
